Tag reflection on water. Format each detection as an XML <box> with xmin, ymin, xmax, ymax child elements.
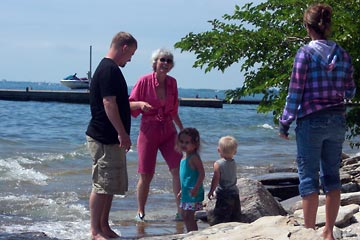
<box><xmin>1</xmin><ymin>98</ymin><xmax>359</xmax><ymax>239</ymax></box>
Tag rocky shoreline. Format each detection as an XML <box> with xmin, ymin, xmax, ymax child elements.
<box><xmin>140</xmin><ymin>152</ymin><xmax>360</xmax><ymax>240</ymax></box>
<box><xmin>5</xmin><ymin>152</ymin><xmax>360</xmax><ymax>240</ymax></box>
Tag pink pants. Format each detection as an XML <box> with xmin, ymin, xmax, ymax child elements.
<box><xmin>137</xmin><ymin>120</ymin><xmax>182</xmax><ymax>174</ymax></box>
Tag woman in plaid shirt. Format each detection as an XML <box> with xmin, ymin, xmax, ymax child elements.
<box><xmin>279</xmin><ymin>3</ymin><xmax>356</xmax><ymax>240</ymax></box>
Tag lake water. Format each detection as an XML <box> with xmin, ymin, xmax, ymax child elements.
<box><xmin>0</xmin><ymin>81</ymin><xmax>358</xmax><ymax>239</ymax></box>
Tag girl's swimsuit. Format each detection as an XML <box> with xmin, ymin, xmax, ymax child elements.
<box><xmin>179</xmin><ymin>154</ymin><xmax>204</xmax><ymax>210</ymax></box>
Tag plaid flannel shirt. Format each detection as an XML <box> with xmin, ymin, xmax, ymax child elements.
<box><xmin>279</xmin><ymin>40</ymin><xmax>355</xmax><ymax>136</ymax></box>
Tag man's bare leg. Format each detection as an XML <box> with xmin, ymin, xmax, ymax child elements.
<box><xmin>90</xmin><ymin>192</ymin><xmax>109</xmax><ymax>240</ymax></box>
<box><xmin>100</xmin><ymin>194</ymin><xmax>120</xmax><ymax>238</ymax></box>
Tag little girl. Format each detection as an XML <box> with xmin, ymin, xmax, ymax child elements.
<box><xmin>176</xmin><ymin>128</ymin><xmax>205</xmax><ymax>232</ymax></box>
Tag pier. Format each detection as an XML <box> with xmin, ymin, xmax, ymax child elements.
<box><xmin>2</xmin><ymin>89</ymin><xmax>356</xmax><ymax>108</ymax></box>
<box><xmin>0</xmin><ymin>89</ymin><xmax>224</xmax><ymax>108</ymax></box>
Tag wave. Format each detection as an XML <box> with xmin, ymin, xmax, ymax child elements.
<box><xmin>0</xmin><ymin>157</ymin><xmax>49</xmax><ymax>185</ymax></box>
<box><xmin>259</xmin><ymin>123</ymin><xmax>274</xmax><ymax>130</ymax></box>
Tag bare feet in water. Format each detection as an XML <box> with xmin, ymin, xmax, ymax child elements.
<box><xmin>91</xmin><ymin>228</ymin><xmax>120</xmax><ymax>240</ymax></box>
<box><xmin>102</xmin><ymin>228</ymin><xmax>120</xmax><ymax>238</ymax></box>
<box><xmin>91</xmin><ymin>232</ymin><xmax>109</xmax><ymax>240</ymax></box>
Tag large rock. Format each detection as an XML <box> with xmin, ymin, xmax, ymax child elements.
<box><xmin>280</xmin><ymin>195</ymin><xmax>302</xmax><ymax>213</ymax></box>
<box><xmin>141</xmin><ymin>216</ymin><xmax>323</xmax><ymax>240</ymax></box>
<box><xmin>238</xmin><ymin>178</ymin><xmax>288</xmax><ymax>222</ymax></box>
<box><xmin>281</xmin><ymin>195</ymin><xmax>326</xmax><ymax>214</ymax></box>
<box><xmin>341</xmin><ymin>192</ymin><xmax>360</xmax><ymax>205</ymax></box>
<box><xmin>205</xmin><ymin>178</ymin><xmax>287</xmax><ymax>223</ymax></box>
<box><xmin>294</xmin><ymin>204</ymin><xmax>359</xmax><ymax>228</ymax></box>
<box><xmin>141</xmin><ymin>152</ymin><xmax>360</xmax><ymax>240</ymax></box>
<box><xmin>252</xmin><ymin>172</ymin><xmax>299</xmax><ymax>201</ymax></box>
<box><xmin>340</xmin><ymin>155</ymin><xmax>360</xmax><ymax>193</ymax></box>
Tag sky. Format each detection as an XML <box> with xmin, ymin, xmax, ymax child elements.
<box><xmin>0</xmin><ymin>0</ymin><xmax>261</xmax><ymax>90</ymax></box>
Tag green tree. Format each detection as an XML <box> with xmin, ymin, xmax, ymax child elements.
<box><xmin>174</xmin><ymin>0</ymin><xmax>360</xmax><ymax>147</ymax></box>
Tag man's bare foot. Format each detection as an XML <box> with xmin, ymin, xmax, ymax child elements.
<box><xmin>91</xmin><ymin>232</ymin><xmax>109</xmax><ymax>240</ymax></box>
<box><xmin>102</xmin><ymin>228</ymin><xmax>120</xmax><ymax>239</ymax></box>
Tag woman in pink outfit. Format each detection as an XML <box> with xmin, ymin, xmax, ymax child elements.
<box><xmin>129</xmin><ymin>48</ymin><xmax>184</xmax><ymax>222</ymax></box>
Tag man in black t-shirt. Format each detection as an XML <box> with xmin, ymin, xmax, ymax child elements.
<box><xmin>86</xmin><ymin>31</ymin><xmax>137</xmax><ymax>240</ymax></box>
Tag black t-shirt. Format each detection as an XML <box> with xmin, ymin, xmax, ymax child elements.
<box><xmin>86</xmin><ymin>58</ymin><xmax>131</xmax><ymax>144</ymax></box>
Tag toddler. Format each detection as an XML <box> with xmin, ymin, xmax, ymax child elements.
<box><xmin>177</xmin><ymin>128</ymin><xmax>205</xmax><ymax>232</ymax></box>
<box><xmin>208</xmin><ymin>135</ymin><xmax>241</xmax><ymax>225</ymax></box>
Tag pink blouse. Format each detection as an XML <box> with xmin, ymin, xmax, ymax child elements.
<box><xmin>129</xmin><ymin>72</ymin><xmax>179</xmax><ymax>123</ymax></box>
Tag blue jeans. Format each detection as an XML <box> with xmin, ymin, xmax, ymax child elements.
<box><xmin>295</xmin><ymin>111</ymin><xmax>346</xmax><ymax>197</ymax></box>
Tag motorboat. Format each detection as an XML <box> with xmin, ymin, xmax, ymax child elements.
<box><xmin>60</xmin><ymin>73</ymin><xmax>89</xmax><ymax>89</ymax></box>
<box><xmin>60</xmin><ymin>46</ymin><xmax>93</xmax><ymax>90</ymax></box>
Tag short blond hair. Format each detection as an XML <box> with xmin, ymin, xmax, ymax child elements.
<box><xmin>218</xmin><ymin>136</ymin><xmax>238</xmax><ymax>157</ymax></box>
<box><xmin>111</xmin><ymin>31</ymin><xmax>137</xmax><ymax>49</ymax></box>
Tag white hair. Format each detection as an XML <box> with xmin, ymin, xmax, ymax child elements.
<box><xmin>151</xmin><ymin>48</ymin><xmax>175</xmax><ymax>71</ymax></box>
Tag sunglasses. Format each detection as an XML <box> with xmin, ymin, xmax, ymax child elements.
<box><xmin>159</xmin><ymin>58</ymin><xmax>173</xmax><ymax>64</ymax></box>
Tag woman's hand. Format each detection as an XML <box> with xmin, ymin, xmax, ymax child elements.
<box><xmin>140</xmin><ymin>101</ymin><xmax>152</xmax><ymax>112</ymax></box>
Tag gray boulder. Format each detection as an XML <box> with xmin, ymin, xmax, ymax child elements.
<box><xmin>205</xmin><ymin>177</ymin><xmax>287</xmax><ymax>223</ymax></box>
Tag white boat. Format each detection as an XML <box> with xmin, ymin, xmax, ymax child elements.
<box><xmin>60</xmin><ymin>46</ymin><xmax>92</xmax><ymax>90</ymax></box>
<box><xmin>60</xmin><ymin>77</ymin><xmax>89</xmax><ymax>90</ymax></box>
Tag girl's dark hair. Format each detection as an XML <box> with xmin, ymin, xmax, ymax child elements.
<box><xmin>303</xmin><ymin>3</ymin><xmax>332</xmax><ymax>39</ymax></box>
<box><xmin>177</xmin><ymin>128</ymin><xmax>201</xmax><ymax>151</ymax></box>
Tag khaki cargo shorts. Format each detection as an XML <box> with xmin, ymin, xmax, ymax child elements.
<box><xmin>86</xmin><ymin>135</ymin><xmax>128</xmax><ymax>195</ymax></box>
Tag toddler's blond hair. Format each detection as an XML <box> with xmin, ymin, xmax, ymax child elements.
<box><xmin>218</xmin><ymin>135</ymin><xmax>238</xmax><ymax>157</ymax></box>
